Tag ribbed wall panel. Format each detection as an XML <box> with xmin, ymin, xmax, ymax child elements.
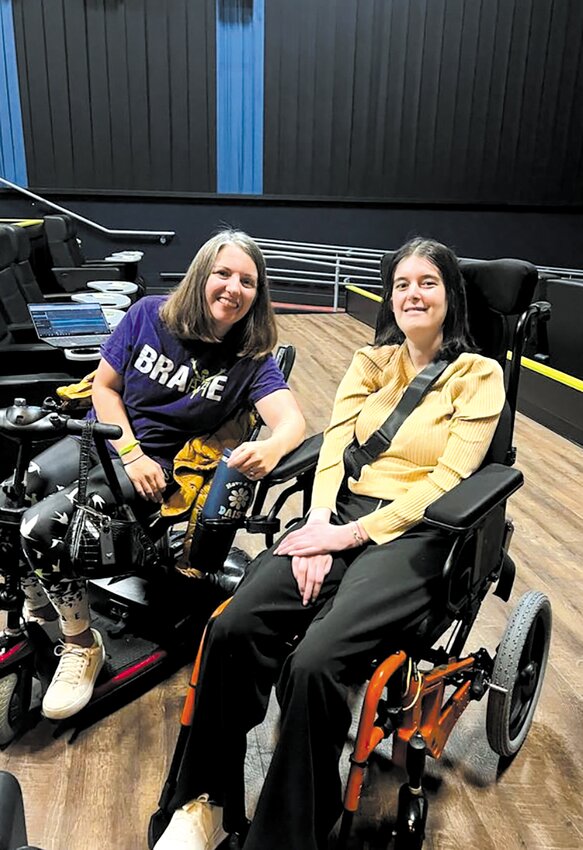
<box><xmin>12</xmin><ymin>0</ymin><xmax>216</xmax><ymax>191</ymax></box>
<box><xmin>264</xmin><ymin>0</ymin><xmax>583</xmax><ymax>204</ymax></box>
<box><xmin>9</xmin><ymin>0</ymin><xmax>583</xmax><ymax>204</ymax></box>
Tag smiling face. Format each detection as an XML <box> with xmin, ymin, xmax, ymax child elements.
<box><xmin>391</xmin><ymin>254</ymin><xmax>448</xmax><ymax>346</ymax></box>
<box><xmin>205</xmin><ymin>244</ymin><xmax>259</xmax><ymax>337</ymax></box>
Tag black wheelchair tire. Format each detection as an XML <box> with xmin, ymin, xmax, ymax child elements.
<box><xmin>393</xmin><ymin>787</ymin><xmax>427</xmax><ymax>850</ymax></box>
<box><xmin>486</xmin><ymin>590</ymin><xmax>551</xmax><ymax>757</ymax></box>
<box><xmin>0</xmin><ymin>667</ymin><xmax>32</xmax><ymax>747</ymax></box>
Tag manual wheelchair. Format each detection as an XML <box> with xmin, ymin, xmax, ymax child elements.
<box><xmin>150</xmin><ymin>256</ymin><xmax>553</xmax><ymax>849</ymax></box>
<box><xmin>0</xmin><ymin>346</ymin><xmax>296</xmax><ymax>745</ymax></box>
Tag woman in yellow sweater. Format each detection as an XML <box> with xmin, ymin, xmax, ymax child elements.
<box><xmin>154</xmin><ymin>238</ymin><xmax>506</xmax><ymax>850</ymax></box>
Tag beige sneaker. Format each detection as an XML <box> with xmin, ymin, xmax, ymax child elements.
<box><xmin>154</xmin><ymin>794</ymin><xmax>227</xmax><ymax>850</ymax></box>
<box><xmin>42</xmin><ymin>629</ymin><xmax>105</xmax><ymax>720</ymax></box>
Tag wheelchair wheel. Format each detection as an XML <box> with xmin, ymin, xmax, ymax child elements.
<box><xmin>393</xmin><ymin>783</ymin><xmax>428</xmax><ymax>850</ymax></box>
<box><xmin>486</xmin><ymin>590</ymin><xmax>551</xmax><ymax>757</ymax></box>
<box><xmin>0</xmin><ymin>667</ymin><xmax>32</xmax><ymax>747</ymax></box>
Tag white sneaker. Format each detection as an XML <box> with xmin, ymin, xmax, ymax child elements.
<box><xmin>42</xmin><ymin>629</ymin><xmax>105</xmax><ymax>720</ymax></box>
<box><xmin>154</xmin><ymin>794</ymin><xmax>228</xmax><ymax>850</ymax></box>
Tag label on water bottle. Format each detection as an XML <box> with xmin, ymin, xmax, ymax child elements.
<box><xmin>202</xmin><ymin>448</ymin><xmax>256</xmax><ymax>522</ymax></box>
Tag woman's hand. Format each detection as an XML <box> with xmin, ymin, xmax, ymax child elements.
<box><xmin>275</xmin><ymin>521</ymin><xmax>356</xmax><ymax>557</ymax></box>
<box><xmin>292</xmin><ymin>554</ymin><xmax>333</xmax><ymax>605</ymax></box>
<box><xmin>227</xmin><ymin>439</ymin><xmax>282</xmax><ymax>480</ymax></box>
<box><xmin>232</xmin><ymin>388</ymin><xmax>304</xmax><ymax>481</ymax></box>
<box><xmin>122</xmin><ymin>453</ymin><xmax>166</xmax><ymax>503</ymax></box>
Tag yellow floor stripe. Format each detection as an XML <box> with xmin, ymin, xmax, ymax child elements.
<box><xmin>508</xmin><ymin>353</ymin><xmax>583</xmax><ymax>392</ymax></box>
<box><xmin>346</xmin><ymin>284</ymin><xmax>382</xmax><ymax>302</ymax></box>
<box><xmin>346</xmin><ymin>285</ymin><xmax>582</xmax><ymax>393</ymax></box>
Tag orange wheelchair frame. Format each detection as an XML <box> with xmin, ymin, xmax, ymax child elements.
<box><xmin>167</xmin><ymin>571</ymin><xmax>551</xmax><ymax>850</ymax></box>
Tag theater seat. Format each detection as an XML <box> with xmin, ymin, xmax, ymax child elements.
<box><xmin>44</xmin><ymin>214</ymin><xmax>142</xmax><ymax>292</ymax></box>
<box><xmin>4</xmin><ymin>225</ymin><xmax>72</xmax><ymax>306</ymax></box>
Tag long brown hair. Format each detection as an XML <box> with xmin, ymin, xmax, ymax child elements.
<box><xmin>375</xmin><ymin>237</ymin><xmax>475</xmax><ymax>360</ymax></box>
<box><xmin>160</xmin><ymin>229</ymin><xmax>277</xmax><ymax>358</ymax></box>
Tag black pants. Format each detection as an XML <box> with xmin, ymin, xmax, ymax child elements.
<box><xmin>171</xmin><ymin>514</ymin><xmax>451</xmax><ymax>850</ymax></box>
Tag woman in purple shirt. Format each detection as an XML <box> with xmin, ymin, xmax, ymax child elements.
<box><xmin>16</xmin><ymin>230</ymin><xmax>305</xmax><ymax>721</ymax></box>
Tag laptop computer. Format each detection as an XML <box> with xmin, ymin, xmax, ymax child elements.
<box><xmin>28</xmin><ymin>302</ymin><xmax>112</xmax><ymax>349</ymax></box>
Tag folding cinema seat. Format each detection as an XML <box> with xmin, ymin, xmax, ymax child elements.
<box><xmin>43</xmin><ymin>215</ymin><xmax>143</xmax><ymax>292</ymax></box>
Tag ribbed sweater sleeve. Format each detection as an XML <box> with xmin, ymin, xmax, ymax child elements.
<box><xmin>310</xmin><ymin>346</ymin><xmax>506</xmax><ymax>545</ymax></box>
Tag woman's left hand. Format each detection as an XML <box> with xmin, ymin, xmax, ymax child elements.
<box><xmin>227</xmin><ymin>439</ymin><xmax>281</xmax><ymax>480</ymax></box>
<box><xmin>274</xmin><ymin>521</ymin><xmax>355</xmax><ymax>557</ymax></box>
<box><xmin>292</xmin><ymin>554</ymin><xmax>333</xmax><ymax>605</ymax></box>
<box><xmin>230</xmin><ymin>388</ymin><xmax>305</xmax><ymax>481</ymax></box>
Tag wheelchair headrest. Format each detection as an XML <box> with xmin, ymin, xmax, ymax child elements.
<box><xmin>458</xmin><ymin>258</ymin><xmax>538</xmax><ymax>316</ymax></box>
<box><xmin>0</xmin><ymin>225</ymin><xmax>19</xmax><ymax>269</ymax></box>
<box><xmin>380</xmin><ymin>253</ymin><xmax>539</xmax><ymax>364</ymax></box>
<box><xmin>44</xmin><ymin>214</ymin><xmax>76</xmax><ymax>242</ymax></box>
<box><xmin>380</xmin><ymin>253</ymin><xmax>538</xmax><ymax>317</ymax></box>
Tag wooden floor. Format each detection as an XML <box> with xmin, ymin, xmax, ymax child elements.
<box><xmin>2</xmin><ymin>313</ymin><xmax>583</xmax><ymax>850</ymax></box>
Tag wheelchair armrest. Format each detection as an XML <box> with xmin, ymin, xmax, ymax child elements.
<box><xmin>262</xmin><ymin>433</ymin><xmax>323</xmax><ymax>485</ymax></box>
<box><xmin>424</xmin><ymin>463</ymin><xmax>523</xmax><ymax>532</ymax></box>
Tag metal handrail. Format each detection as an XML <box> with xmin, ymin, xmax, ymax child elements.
<box><xmin>538</xmin><ymin>268</ymin><xmax>583</xmax><ymax>281</ymax></box>
<box><xmin>256</xmin><ymin>238</ymin><xmax>583</xmax><ymax>308</ymax></box>
<box><xmin>0</xmin><ymin>177</ymin><xmax>175</xmax><ymax>244</ymax></box>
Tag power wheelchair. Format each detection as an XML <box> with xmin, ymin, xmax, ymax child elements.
<box><xmin>149</xmin><ymin>256</ymin><xmax>553</xmax><ymax>849</ymax></box>
<box><xmin>0</xmin><ymin>345</ymin><xmax>296</xmax><ymax>745</ymax></box>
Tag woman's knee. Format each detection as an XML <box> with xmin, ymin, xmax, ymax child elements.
<box><xmin>20</xmin><ymin>504</ymin><xmax>55</xmax><ymax>559</ymax></box>
<box><xmin>285</xmin><ymin>631</ymin><xmax>339</xmax><ymax>686</ymax></box>
<box><xmin>207</xmin><ymin>599</ymin><xmax>258</xmax><ymax>648</ymax></box>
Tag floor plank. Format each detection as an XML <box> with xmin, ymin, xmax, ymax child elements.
<box><xmin>1</xmin><ymin>313</ymin><xmax>582</xmax><ymax>849</ymax></box>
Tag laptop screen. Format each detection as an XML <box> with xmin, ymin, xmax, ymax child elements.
<box><xmin>28</xmin><ymin>302</ymin><xmax>111</xmax><ymax>339</ymax></box>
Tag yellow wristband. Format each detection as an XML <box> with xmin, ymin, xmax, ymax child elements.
<box><xmin>119</xmin><ymin>440</ymin><xmax>140</xmax><ymax>457</ymax></box>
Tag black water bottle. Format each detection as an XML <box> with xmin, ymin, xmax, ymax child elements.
<box><xmin>188</xmin><ymin>449</ymin><xmax>256</xmax><ymax>573</ymax></box>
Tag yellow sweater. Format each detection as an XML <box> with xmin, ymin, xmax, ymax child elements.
<box><xmin>310</xmin><ymin>344</ymin><xmax>506</xmax><ymax>545</ymax></box>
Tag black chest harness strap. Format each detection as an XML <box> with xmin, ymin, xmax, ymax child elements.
<box><xmin>342</xmin><ymin>358</ymin><xmax>450</xmax><ymax>482</ymax></box>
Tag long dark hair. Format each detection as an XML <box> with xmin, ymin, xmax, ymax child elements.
<box><xmin>375</xmin><ymin>237</ymin><xmax>475</xmax><ymax>360</ymax></box>
<box><xmin>160</xmin><ymin>229</ymin><xmax>277</xmax><ymax>359</ymax></box>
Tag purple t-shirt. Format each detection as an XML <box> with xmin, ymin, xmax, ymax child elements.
<box><xmin>90</xmin><ymin>296</ymin><xmax>288</xmax><ymax>467</ymax></box>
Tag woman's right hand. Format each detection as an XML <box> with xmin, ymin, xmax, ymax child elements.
<box><xmin>122</xmin><ymin>454</ymin><xmax>166</xmax><ymax>503</ymax></box>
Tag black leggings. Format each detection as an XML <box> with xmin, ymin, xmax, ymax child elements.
<box><xmin>170</xmin><ymin>514</ymin><xmax>452</xmax><ymax>850</ymax></box>
<box><xmin>11</xmin><ymin>436</ymin><xmax>165</xmax><ymax>636</ymax></box>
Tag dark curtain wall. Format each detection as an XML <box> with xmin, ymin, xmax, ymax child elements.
<box><xmin>12</xmin><ymin>0</ymin><xmax>216</xmax><ymax>191</ymax></box>
<box><xmin>264</xmin><ymin>0</ymin><xmax>583</xmax><ymax>204</ymax></box>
